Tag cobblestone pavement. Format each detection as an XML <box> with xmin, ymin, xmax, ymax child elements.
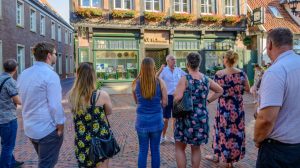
<box><xmin>13</xmin><ymin>81</ymin><xmax>258</xmax><ymax>168</ymax></box>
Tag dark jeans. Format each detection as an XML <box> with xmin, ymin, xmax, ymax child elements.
<box><xmin>0</xmin><ymin>119</ymin><xmax>17</xmax><ymax>168</ymax></box>
<box><xmin>30</xmin><ymin>130</ymin><xmax>63</xmax><ymax>168</ymax></box>
<box><xmin>256</xmin><ymin>139</ymin><xmax>300</xmax><ymax>168</ymax></box>
<box><xmin>163</xmin><ymin>95</ymin><xmax>174</xmax><ymax>119</ymax></box>
<box><xmin>137</xmin><ymin>130</ymin><xmax>162</xmax><ymax>168</ymax></box>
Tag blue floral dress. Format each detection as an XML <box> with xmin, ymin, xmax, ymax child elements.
<box><xmin>213</xmin><ymin>72</ymin><xmax>246</xmax><ymax>163</ymax></box>
<box><xmin>174</xmin><ymin>74</ymin><xmax>210</xmax><ymax>146</ymax></box>
<box><xmin>73</xmin><ymin>95</ymin><xmax>110</xmax><ymax>168</ymax></box>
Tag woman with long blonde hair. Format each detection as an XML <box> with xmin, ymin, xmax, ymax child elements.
<box><xmin>132</xmin><ymin>57</ymin><xmax>167</xmax><ymax>168</ymax></box>
<box><xmin>69</xmin><ymin>62</ymin><xmax>112</xmax><ymax>168</ymax></box>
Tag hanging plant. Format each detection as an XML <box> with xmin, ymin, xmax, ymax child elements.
<box><xmin>199</xmin><ymin>15</ymin><xmax>223</xmax><ymax>22</ymax></box>
<box><xmin>243</xmin><ymin>36</ymin><xmax>252</xmax><ymax>46</ymax></box>
<box><xmin>76</xmin><ymin>8</ymin><xmax>102</xmax><ymax>18</ymax></box>
<box><xmin>144</xmin><ymin>11</ymin><xmax>166</xmax><ymax>22</ymax></box>
<box><xmin>112</xmin><ymin>10</ymin><xmax>136</xmax><ymax>18</ymax></box>
<box><xmin>171</xmin><ymin>13</ymin><xmax>193</xmax><ymax>22</ymax></box>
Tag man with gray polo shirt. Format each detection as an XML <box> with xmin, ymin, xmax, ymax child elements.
<box><xmin>157</xmin><ymin>55</ymin><xmax>186</xmax><ymax>143</ymax></box>
<box><xmin>254</xmin><ymin>28</ymin><xmax>300</xmax><ymax>167</ymax></box>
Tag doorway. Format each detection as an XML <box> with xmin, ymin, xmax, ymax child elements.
<box><xmin>145</xmin><ymin>49</ymin><xmax>168</xmax><ymax>69</ymax></box>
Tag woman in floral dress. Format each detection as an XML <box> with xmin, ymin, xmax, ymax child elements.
<box><xmin>174</xmin><ymin>53</ymin><xmax>223</xmax><ymax>168</ymax></box>
<box><xmin>69</xmin><ymin>62</ymin><xmax>113</xmax><ymax>168</ymax></box>
<box><xmin>205</xmin><ymin>51</ymin><xmax>250</xmax><ymax>168</ymax></box>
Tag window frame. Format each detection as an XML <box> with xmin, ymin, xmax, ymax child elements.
<box><xmin>200</xmin><ymin>0</ymin><xmax>213</xmax><ymax>14</ymax></box>
<box><xmin>30</xmin><ymin>47</ymin><xmax>35</xmax><ymax>66</ymax></box>
<box><xmin>65</xmin><ymin>55</ymin><xmax>69</xmax><ymax>74</ymax></box>
<box><xmin>145</xmin><ymin>0</ymin><xmax>162</xmax><ymax>12</ymax></box>
<box><xmin>114</xmin><ymin>0</ymin><xmax>133</xmax><ymax>10</ymax></box>
<box><xmin>40</xmin><ymin>14</ymin><xmax>46</xmax><ymax>36</ymax></box>
<box><xmin>58</xmin><ymin>53</ymin><xmax>62</xmax><ymax>74</ymax></box>
<box><xmin>30</xmin><ymin>8</ymin><xmax>37</xmax><ymax>32</ymax></box>
<box><xmin>16</xmin><ymin>44</ymin><xmax>25</xmax><ymax>74</ymax></box>
<box><xmin>58</xmin><ymin>25</ymin><xmax>61</xmax><ymax>42</ymax></box>
<box><xmin>174</xmin><ymin>0</ymin><xmax>190</xmax><ymax>13</ymax></box>
<box><xmin>0</xmin><ymin>0</ymin><xmax>3</xmax><ymax>19</ymax></box>
<box><xmin>80</xmin><ymin>0</ymin><xmax>102</xmax><ymax>8</ymax></box>
<box><xmin>268</xmin><ymin>6</ymin><xmax>283</xmax><ymax>18</ymax></box>
<box><xmin>16</xmin><ymin>0</ymin><xmax>24</xmax><ymax>27</ymax></box>
<box><xmin>65</xmin><ymin>30</ymin><xmax>68</xmax><ymax>44</ymax></box>
<box><xmin>51</xmin><ymin>21</ymin><xmax>55</xmax><ymax>40</ymax></box>
<box><xmin>69</xmin><ymin>32</ymin><xmax>73</xmax><ymax>46</ymax></box>
<box><xmin>224</xmin><ymin>0</ymin><xmax>237</xmax><ymax>16</ymax></box>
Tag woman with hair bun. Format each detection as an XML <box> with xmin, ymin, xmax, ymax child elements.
<box><xmin>174</xmin><ymin>53</ymin><xmax>223</xmax><ymax>168</ymax></box>
<box><xmin>205</xmin><ymin>51</ymin><xmax>250</xmax><ymax>168</ymax></box>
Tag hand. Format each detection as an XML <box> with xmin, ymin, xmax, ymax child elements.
<box><xmin>160</xmin><ymin>64</ymin><xmax>166</xmax><ymax>70</ymax></box>
<box><xmin>56</xmin><ymin>124</ymin><xmax>64</xmax><ymax>136</ymax></box>
<box><xmin>254</xmin><ymin>111</ymin><xmax>258</xmax><ymax>119</ymax></box>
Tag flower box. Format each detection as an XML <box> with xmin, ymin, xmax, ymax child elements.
<box><xmin>112</xmin><ymin>10</ymin><xmax>136</xmax><ymax>18</ymax></box>
<box><xmin>199</xmin><ymin>15</ymin><xmax>223</xmax><ymax>23</ymax></box>
<box><xmin>144</xmin><ymin>11</ymin><xmax>166</xmax><ymax>22</ymax></box>
<box><xmin>76</xmin><ymin>8</ymin><xmax>102</xmax><ymax>18</ymax></box>
<box><xmin>222</xmin><ymin>16</ymin><xmax>242</xmax><ymax>24</ymax></box>
<box><xmin>171</xmin><ymin>13</ymin><xmax>193</xmax><ymax>22</ymax></box>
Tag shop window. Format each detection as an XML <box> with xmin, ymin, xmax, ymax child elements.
<box><xmin>204</xmin><ymin>40</ymin><xmax>233</xmax><ymax>50</ymax></box>
<box><xmin>174</xmin><ymin>40</ymin><xmax>200</xmax><ymax>69</ymax></box>
<box><xmin>79</xmin><ymin>48</ymin><xmax>89</xmax><ymax>62</ymax></box>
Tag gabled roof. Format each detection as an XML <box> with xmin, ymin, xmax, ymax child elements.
<box><xmin>248</xmin><ymin>0</ymin><xmax>300</xmax><ymax>33</ymax></box>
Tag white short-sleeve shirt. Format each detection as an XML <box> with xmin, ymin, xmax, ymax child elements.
<box><xmin>159</xmin><ymin>66</ymin><xmax>186</xmax><ymax>95</ymax></box>
<box><xmin>259</xmin><ymin>50</ymin><xmax>300</xmax><ymax>144</ymax></box>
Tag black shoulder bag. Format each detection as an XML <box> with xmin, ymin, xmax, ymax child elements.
<box><xmin>173</xmin><ymin>75</ymin><xmax>193</xmax><ymax>118</ymax></box>
<box><xmin>89</xmin><ymin>91</ymin><xmax>120</xmax><ymax>162</ymax></box>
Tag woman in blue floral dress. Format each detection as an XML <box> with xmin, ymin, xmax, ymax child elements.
<box><xmin>174</xmin><ymin>53</ymin><xmax>223</xmax><ymax>168</ymax></box>
<box><xmin>69</xmin><ymin>62</ymin><xmax>113</xmax><ymax>168</ymax></box>
<box><xmin>205</xmin><ymin>51</ymin><xmax>250</xmax><ymax>168</ymax></box>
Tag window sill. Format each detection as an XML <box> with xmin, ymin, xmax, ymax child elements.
<box><xmin>40</xmin><ymin>34</ymin><xmax>45</xmax><ymax>37</ymax></box>
<box><xmin>16</xmin><ymin>24</ymin><xmax>24</xmax><ymax>28</ymax></box>
<box><xmin>30</xmin><ymin>30</ymin><xmax>36</xmax><ymax>33</ymax></box>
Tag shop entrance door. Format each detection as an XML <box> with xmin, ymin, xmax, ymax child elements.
<box><xmin>145</xmin><ymin>49</ymin><xmax>168</xmax><ymax>69</ymax></box>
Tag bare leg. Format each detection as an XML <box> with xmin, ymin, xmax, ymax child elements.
<box><xmin>97</xmin><ymin>159</ymin><xmax>109</xmax><ymax>168</ymax></box>
<box><xmin>162</xmin><ymin>118</ymin><xmax>169</xmax><ymax>138</ymax></box>
<box><xmin>191</xmin><ymin>145</ymin><xmax>201</xmax><ymax>168</ymax></box>
<box><xmin>175</xmin><ymin>141</ymin><xmax>187</xmax><ymax>168</ymax></box>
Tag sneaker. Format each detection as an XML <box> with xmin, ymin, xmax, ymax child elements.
<box><xmin>169</xmin><ymin>137</ymin><xmax>175</xmax><ymax>143</ymax></box>
<box><xmin>160</xmin><ymin>137</ymin><xmax>166</xmax><ymax>144</ymax></box>
<box><xmin>14</xmin><ymin>160</ymin><xmax>24</xmax><ymax>168</ymax></box>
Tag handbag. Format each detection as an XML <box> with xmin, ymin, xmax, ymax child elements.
<box><xmin>173</xmin><ymin>75</ymin><xmax>193</xmax><ymax>118</ymax></box>
<box><xmin>88</xmin><ymin>91</ymin><xmax>120</xmax><ymax>162</ymax></box>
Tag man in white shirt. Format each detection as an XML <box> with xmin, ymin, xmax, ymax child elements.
<box><xmin>254</xmin><ymin>28</ymin><xmax>300</xmax><ymax>167</ymax></box>
<box><xmin>157</xmin><ymin>55</ymin><xmax>186</xmax><ymax>143</ymax></box>
<box><xmin>17</xmin><ymin>42</ymin><xmax>65</xmax><ymax>168</ymax></box>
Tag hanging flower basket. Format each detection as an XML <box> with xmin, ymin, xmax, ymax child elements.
<box><xmin>112</xmin><ymin>10</ymin><xmax>136</xmax><ymax>18</ymax></box>
<box><xmin>243</xmin><ymin>36</ymin><xmax>252</xmax><ymax>46</ymax></box>
<box><xmin>144</xmin><ymin>11</ymin><xmax>166</xmax><ymax>22</ymax></box>
<box><xmin>76</xmin><ymin>8</ymin><xmax>102</xmax><ymax>18</ymax></box>
<box><xmin>171</xmin><ymin>13</ymin><xmax>193</xmax><ymax>22</ymax></box>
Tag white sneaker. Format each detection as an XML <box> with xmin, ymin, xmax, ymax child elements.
<box><xmin>160</xmin><ymin>137</ymin><xmax>166</xmax><ymax>144</ymax></box>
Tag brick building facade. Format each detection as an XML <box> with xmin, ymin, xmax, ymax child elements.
<box><xmin>70</xmin><ymin>0</ymin><xmax>248</xmax><ymax>91</ymax></box>
<box><xmin>0</xmin><ymin>0</ymin><xmax>74</xmax><ymax>78</ymax></box>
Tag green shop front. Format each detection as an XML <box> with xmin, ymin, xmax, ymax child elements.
<box><xmin>92</xmin><ymin>33</ymin><xmax>140</xmax><ymax>82</ymax></box>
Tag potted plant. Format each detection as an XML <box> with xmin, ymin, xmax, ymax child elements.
<box><xmin>171</xmin><ymin>13</ymin><xmax>193</xmax><ymax>22</ymax></box>
<box><xmin>243</xmin><ymin>36</ymin><xmax>252</xmax><ymax>46</ymax></box>
<box><xmin>112</xmin><ymin>10</ymin><xmax>136</xmax><ymax>18</ymax></box>
<box><xmin>76</xmin><ymin>8</ymin><xmax>102</xmax><ymax>18</ymax></box>
<box><xmin>144</xmin><ymin>11</ymin><xmax>166</xmax><ymax>22</ymax></box>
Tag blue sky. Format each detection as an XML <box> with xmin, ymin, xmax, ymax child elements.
<box><xmin>47</xmin><ymin>0</ymin><xmax>69</xmax><ymax>23</ymax></box>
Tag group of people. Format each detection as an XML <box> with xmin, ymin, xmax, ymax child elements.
<box><xmin>0</xmin><ymin>27</ymin><xmax>300</xmax><ymax>168</ymax></box>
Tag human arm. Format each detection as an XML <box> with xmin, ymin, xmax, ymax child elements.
<box><xmin>244</xmin><ymin>74</ymin><xmax>251</xmax><ymax>93</ymax></box>
<box><xmin>156</xmin><ymin>64</ymin><xmax>165</xmax><ymax>78</ymax></box>
<box><xmin>253</xmin><ymin>70</ymin><xmax>284</xmax><ymax>147</ymax></box>
<box><xmin>173</xmin><ymin>77</ymin><xmax>186</xmax><ymax>102</ymax></box>
<box><xmin>207</xmin><ymin>79</ymin><xmax>223</xmax><ymax>103</ymax></box>
<box><xmin>12</xmin><ymin>95</ymin><xmax>21</xmax><ymax>105</ymax></box>
<box><xmin>132</xmin><ymin>82</ymin><xmax>137</xmax><ymax>104</ymax></box>
<box><xmin>97</xmin><ymin>90</ymin><xmax>112</xmax><ymax>115</ymax></box>
<box><xmin>159</xmin><ymin>78</ymin><xmax>168</xmax><ymax>107</ymax></box>
<box><xmin>254</xmin><ymin>106</ymin><xmax>280</xmax><ymax>147</ymax></box>
<box><xmin>6</xmin><ymin>79</ymin><xmax>21</xmax><ymax>105</ymax></box>
<box><xmin>47</xmin><ymin>75</ymin><xmax>65</xmax><ymax>136</ymax></box>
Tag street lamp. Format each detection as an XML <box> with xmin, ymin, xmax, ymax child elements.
<box><xmin>286</xmin><ymin>0</ymin><xmax>300</xmax><ymax>15</ymax></box>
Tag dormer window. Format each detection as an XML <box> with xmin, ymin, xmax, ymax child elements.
<box><xmin>268</xmin><ymin>6</ymin><xmax>283</xmax><ymax>18</ymax></box>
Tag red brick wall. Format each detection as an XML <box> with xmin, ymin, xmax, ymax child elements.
<box><xmin>0</xmin><ymin>0</ymin><xmax>74</xmax><ymax>79</ymax></box>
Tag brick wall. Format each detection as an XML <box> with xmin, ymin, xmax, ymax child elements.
<box><xmin>0</xmin><ymin>0</ymin><xmax>74</xmax><ymax>79</ymax></box>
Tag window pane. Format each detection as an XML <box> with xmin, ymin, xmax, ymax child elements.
<box><xmin>124</xmin><ymin>0</ymin><xmax>131</xmax><ymax>9</ymax></box>
<box><xmin>115</xmin><ymin>0</ymin><xmax>121</xmax><ymax>8</ymax></box>
<box><xmin>82</xmin><ymin>0</ymin><xmax>90</xmax><ymax>6</ymax></box>
<box><xmin>175</xmin><ymin>4</ymin><xmax>180</xmax><ymax>12</ymax></box>
<box><xmin>92</xmin><ymin>0</ymin><xmax>101</xmax><ymax>7</ymax></box>
<box><xmin>145</xmin><ymin>1</ymin><xmax>151</xmax><ymax>10</ymax></box>
<box><xmin>154</xmin><ymin>1</ymin><xmax>160</xmax><ymax>11</ymax></box>
<box><xmin>183</xmin><ymin>3</ymin><xmax>188</xmax><ymax>12</ymax></box>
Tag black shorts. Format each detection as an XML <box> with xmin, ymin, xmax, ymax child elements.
<box><xmin>163</xmin><ymin>95</ymin><xmax>174</xmax><ymax>119</ymax></box>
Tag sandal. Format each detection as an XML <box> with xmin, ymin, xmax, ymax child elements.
<box><xmin>205</xmin><ymin>155</ymin><xmax>219</xmax><ymax>163</ymax></box>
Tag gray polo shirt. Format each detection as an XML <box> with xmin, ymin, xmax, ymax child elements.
<box><xmin>0</xmin><ymin>73</ymin><xmax>18</xmax><ymax>124</ymax></box>
<box><xmin>259</xmin><ymin>50</ymin><xmax>300</xmax><ymax>144</ymax></box>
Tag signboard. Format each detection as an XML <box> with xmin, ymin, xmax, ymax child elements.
<box><xmin>144</xmin><ymin>30</ymin><xmax>169</xmax><ymax>44</ymax></box>
<box><xmin>252</xmin><ymin>7</ymin><xmax>265</xmax><ymax>25</ymax></box>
